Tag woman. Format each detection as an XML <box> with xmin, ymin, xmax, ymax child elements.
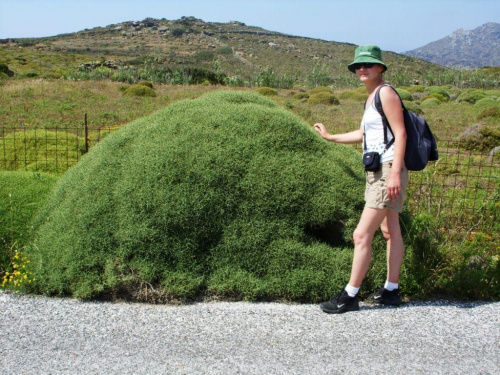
<box><xmin>314</xmin><ymin>45</ymin><xmax>408</xmax><ymax>314</ymax></box>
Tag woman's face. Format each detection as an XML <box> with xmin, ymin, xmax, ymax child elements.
<box><xmin>355</xmin><ymin>63</ymin><xmax>384</xmax><ymax>82</ymax></box>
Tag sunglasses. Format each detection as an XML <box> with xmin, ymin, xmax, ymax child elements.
<box><xmin>353</xmin><ymin>63</ymin><xmax>375</xmax><ymax>70</ymax></box>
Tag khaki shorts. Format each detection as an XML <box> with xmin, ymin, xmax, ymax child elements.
<box><xmin>364</xmin><ymin>162</ymin><xmax>408</xmax><ymax>213</ymax></box>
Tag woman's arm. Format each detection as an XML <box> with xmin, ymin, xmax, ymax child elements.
<box><xmin>313</xmin><ymin>123</ymin><xmax>363</xmax><ymax>144</ymax></box>
<box><xmin>379</xmin><ymin>86</ymin><xmax>407</xmax><ymax>201</ymax></box>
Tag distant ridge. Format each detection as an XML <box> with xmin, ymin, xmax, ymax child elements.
<box><xmin>403</xmin><ymin>22</ymin><xmax>500</xmax><ymax>69</ymax></box>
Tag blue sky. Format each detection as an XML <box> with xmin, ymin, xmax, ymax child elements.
<box><xmin>0</xmin><ymin>0</ymin><xmax>498</xmax><ymax>53</ymax></box>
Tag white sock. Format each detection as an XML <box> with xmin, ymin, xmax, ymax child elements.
<box><xmin>345</xmin><ymin>284</ymin><xmax>360</xmax><ymax>297</ymax></box>
<box><xmin>384</xmin><ymin>281</ymin><xmax>399</xmax><ymax>291</ymax></box>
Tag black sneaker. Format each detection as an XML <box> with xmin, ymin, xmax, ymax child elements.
<box><xmin>320</xmin><ymin>290</ymin><xmax>359</xmax><ymax>314</ymax></box>
<box><xmin>365</xmin><ymin>287</ymin><xmax>402</xmax><ymax>306</ymax></box>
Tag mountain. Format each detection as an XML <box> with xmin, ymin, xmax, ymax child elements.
<box><xmin>404</xmin><ymin>22</ymin><xmax>500</xmax><ymax>69</ymax></box>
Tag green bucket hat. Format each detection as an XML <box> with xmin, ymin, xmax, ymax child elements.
<box><xmin>348</xmin><ymin>45</ymin><xmax>387</xmax><ymax>73</ymax></box>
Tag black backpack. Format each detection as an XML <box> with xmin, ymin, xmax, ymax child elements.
<box><xmin>374</xmin><ymin>84</ymin><xmax>439</xmax><ymax>171</ymax></box>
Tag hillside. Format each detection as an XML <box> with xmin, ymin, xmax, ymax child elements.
<box><xmin>404</xmin><ymin>22</ymin><xmax>500</xmax><ymax>69</ymax></box>
<box><xmin>1</xmin><ymin>16</ymin><xmax>449</xmax><ymax>86</ymax></box>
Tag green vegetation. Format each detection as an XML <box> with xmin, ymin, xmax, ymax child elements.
<box><xmin>478</xmin><ymin>106</ymin><xmax>500</xmax><ymax>120</ymax></box>
<box><xmin>0</xmin><ymin>171</ymin><xmax>58</xmax><ymax>278</ymax></box>
<box><xmin>395</xmin><ymin>88</ymin><xmax>413</xmax><ymax>101</ymax></box>
<box><xmin>421</xmin><ymin>98</ymin><xmax>441</xmax><ymax>108</ymax></box>
<box><xmin>255</xmin><ymin>87</ymin><xmax>277</xmax><ymax>96</ymax></box>
<box><xmin>459</xmin><ymin>126</ymin><xmax>500</xmax><ymax>152</ymax></box>
<box><xmin>458</xmin><ymin>89</ymin><xmax>487</xmax><ymax>104</ymax></box>
<box><xmin>123</xmin><ymin>84</ymin><xmax>157</xmax><ymax>97</ymax></box>
<box><xmin>0</xmin><ymin>19</ymin><xmax>499</xmax><ymax>301</ymax></box>
<box><xmin>24</xmin><ymin>91</ymin><xmax>366</xmax><ymax>301</ymax></box>
<box><xmin>307</xmin><ymin>92</ymin><xmax>339</xmax><ymax>105</ymax></box>
<box><xmin>137</xmin><ymin>81</ymin><xmax>154</xmax><ymax>88</ymax></box>
<box><xmin>474</xmin><ymin>97</ymin><xmax>498</xmax><ymax>108</ymax></box>
<box><xmin>0</xmin><ymin>129</ymin><xmax>85</xmax><ymax>173</ymax></box>
<box><xmin>309</xmin><ymin>86</ymin><xmax>332</xmax><ymax>95</ymax></box>
<box><xmin>0</xmin><ymin>81</ymin><xmax>498</xmax><ymax>301</ymax></box>
<box><xmin>195</xmin><ymin>50</ymin><xmax>215</xmax><ymax>62</ymax></box>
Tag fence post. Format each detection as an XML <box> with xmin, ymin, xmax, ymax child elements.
<box><xmin>84</xmin><ymin>113</ymin><xmax>89</xmax><ymax>154</ymax></box>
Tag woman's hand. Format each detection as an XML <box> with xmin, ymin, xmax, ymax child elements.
<box><xmin>314</xmin><ymin>123</ymin><xmax>328</xmax><ymax>138</ymax></box>
<box><xmin>387</xmin><ymin>173</ymin><xmax>401</xmax><ymax>201</ymax></box>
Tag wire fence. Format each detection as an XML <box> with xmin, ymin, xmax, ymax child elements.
<box><xmin>1</xmin><ymin>124</ymin><xmax>498</xmax><ymax>232</ymax></box>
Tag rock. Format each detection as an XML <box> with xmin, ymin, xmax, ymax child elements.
<box><xmin>489</xmin><ymin>146</ymin><xmax>500</xmax><ymax>157</ymax></box>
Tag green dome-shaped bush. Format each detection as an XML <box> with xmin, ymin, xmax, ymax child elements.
<box><xmin>474</xmin><ymin>98</ymin><xmax>498</xmax><ymax>109</ymax></box>
<box><xmin>310</xmin><ymin>86</ymin><xmax>332</xmax><ymax>95</ymax></box>
<box><xmin>403</xmin><ymin>100</ymin><xmax>423</xmax><ymax>115</ymax></box>
<box><xmin>292</xmin><ymin>92</ymin><xmax>309</xmax><ymax>100</ymax></box>
<box><xmin>255</xmin><ymin>87</ymin><xmax>278</xmax><ymax>96</ymax></box>
<box><xmin>426</xmin><ymin>93</ymin><xmax>449</xmax><ymax>103</ymax></box>
<box><xmin>426</xmin><ymin>86</ymin><xmax>451</xmax><ymax>100</ymax></box>
<box><xmin>338</xmin><ymin>90</ymin><xmax>368</xmax><ymax>102</ymax></box>
<box><xmin>123</xmin><ymin>84</ymin><xmax>157</xmax><ymax>97</ymax></box>
<box><xmin>137</xmin><ymin>80</ymin><xmax>154</xmax><ymax>89</ymax></box>
<box><xmin>395</xmin><ymin>88</ymin><xmax>413</xmax><ymax>101</ymax></box>
<box><xmin>26</xmin><ymin>91</ymin><xmax>365</xmax><ymax>302</ymax></box>
<box><xmin>308</xmin><ymin>92</ymin><xmax>340</xmax><ymax>105</ymax></box>
<box><xmin>457</xmin><ymin>89</ymin><xmax>486</xmax><ymax>104</ymax></box>
<box><xmin>421</xmin><ymin>98</ymin><xmax>441</xmax><ymax>108</ymax></box>
<box><xmin>477</xmin><ymin>106</ymin><xmax>500</xmax><ymax>120</ymax></box>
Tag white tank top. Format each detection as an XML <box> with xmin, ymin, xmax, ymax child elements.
<box><xmin>361</xmin><ymin>101</ymin><xmax>395</xmax><ymax>163</ymax></box>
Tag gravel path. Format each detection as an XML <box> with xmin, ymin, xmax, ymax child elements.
<box><xmin>1</xmin><ymin>291</ymin><xmax>499</xmax><ymax>374</ymax></box>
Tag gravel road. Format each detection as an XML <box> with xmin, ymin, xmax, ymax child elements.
<box><xmin>1</xmin><ymin>291</ymin><xmax>499</xmax><ymax>374</ymax></box>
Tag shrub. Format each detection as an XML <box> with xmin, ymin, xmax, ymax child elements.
<box><xmin>426</xmin><ymin>93</ymin><xmax>448</xmax><ymax>103</ymax></box>
<box><xmin>217</xmin><ymin>46</ymin><xmax>233</xmax><ymax>55</ymax></box>
<box><xmin>123</xmin><ymin>85</ymin><xmax>157</xmax><ymax>97</ymax></box>
<box><xmin>310</xmin><ymin>86</ymin><xmax>332</xmax><ymax>95</ymax></box>
<box><xmin>0</xmin><ymin>129</ymin><xmax>85</xmax><ymax>173</ymax></box>
<box><xmin>484</xmin><ymin>89</ymin><xmax>500</xmax><ymax>98</ymax></box>
<box><xmin>137</xmin><ymin>81</ymin><xmax>153</xmax><ymax>89</ymax></box>
<box><xmin>440</xmin><ymin>233</ymin><xmax>499</xmax><ymax>299</ymax></box>
<box><xmin>195</xmin><ymin>50</ymin><xmax>215</xmax><ymax>62</ymax></box>
<box><xmin>172</xmin><ymin>28</ymin><xmax>185</xmax><ymax>37</ymax></box>
<box><xmin>0</xmin><ymin>171</ymin><xmax>58</xmax><ymax>275</ymax></box>
<box><xmin>474</xmin><ymin>97</ymin><xmax>498</xmax><ymax>109</ymax></box>
<box><xmin>292</xmin><ymin>92</ymin><xmax>309</xmax><ymax>100</ymax></box>
<box><xmin>0</xmin><ymin>63</ymin><xmax>14</xmax><ymax>77</ymax></box>
<box><xmin>26</xmin><ymin>91</ymin><xmax>366</xmax><ymax>302</ymax></box>
<box><xmin>421</xmin><ymin>98</ymin><xmax>441</xmax><ymax>108</ymax></box>
<box><xmin>395</xmin><ymin>88</ymin><xmax>413</xmax><ymax>101</ymax></box>
<box><xmin>308</xmin><ymin>92</ymin><xmax>340</xmax><ymax>105</ymax></box>
<box><xmin>338</xmin><ymin>90</ymin><xmax>367</xmax><ymax>101</ymax></box>
<box><xmin>426</xmin><ymin>86</ymin><xmax>451</xmax><ymax>100</ymax></box>
<box><xmin>255</xmin><ymin>87</ymin><xmax>277</xmax><ymax>96</ymax></box>
<box><xmin>406</xmin><ymin>85</ymin><xmax>426</xmax><ymax>93</ymax></box>
<box><xmin>175</xmin><ymin>67</ymin><xmax>226</xmax><ymax>85</ymax></box>
<box><xmin>477</xmin><ymin>106</ymin><xmax>500</xmax><ymax>120</ymax></box>
<box><xmin>457</xmin><ymin>89</ymin><xmax>487</xmax><ymax>104</ymax></box>
<box><xmin>459</xmin><ymin>126</ymin><xmax>500</xmax><ymax>152</ymax></box>
<box><xmin>403</xmin><ymin>100</ymin><xmax>423</xmax><ymax>115</ymax></box>
<box><xmin>399</xmin><ymin>213</ymin><xmax>446</xmax><ymax>297</ymax></box>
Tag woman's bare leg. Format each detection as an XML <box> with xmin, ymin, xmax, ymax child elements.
<box><xmin>348</xmin><ymin>206</ymin><xmax>389</xmax><ymax>287</ymax></box>
<box><xmin>380</xmin><ymin>209</ymin><xmax>404</xmax><ymax>283</ymax></box>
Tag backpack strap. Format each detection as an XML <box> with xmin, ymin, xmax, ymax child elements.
<box><xmin>374</xmin><ymin>84</ymin><xmax>405</xmax><ymax>150</ymax></box>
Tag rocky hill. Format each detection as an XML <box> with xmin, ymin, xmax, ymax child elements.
<box><xmin>404</xmin><ymin>22</ymin><xmax>500</xmax><ymax>69</ymax></box>
<box><xmin>1</xmin><ymin>16</ymin><xmax>447</xmax><ymax>86</ymax></box>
